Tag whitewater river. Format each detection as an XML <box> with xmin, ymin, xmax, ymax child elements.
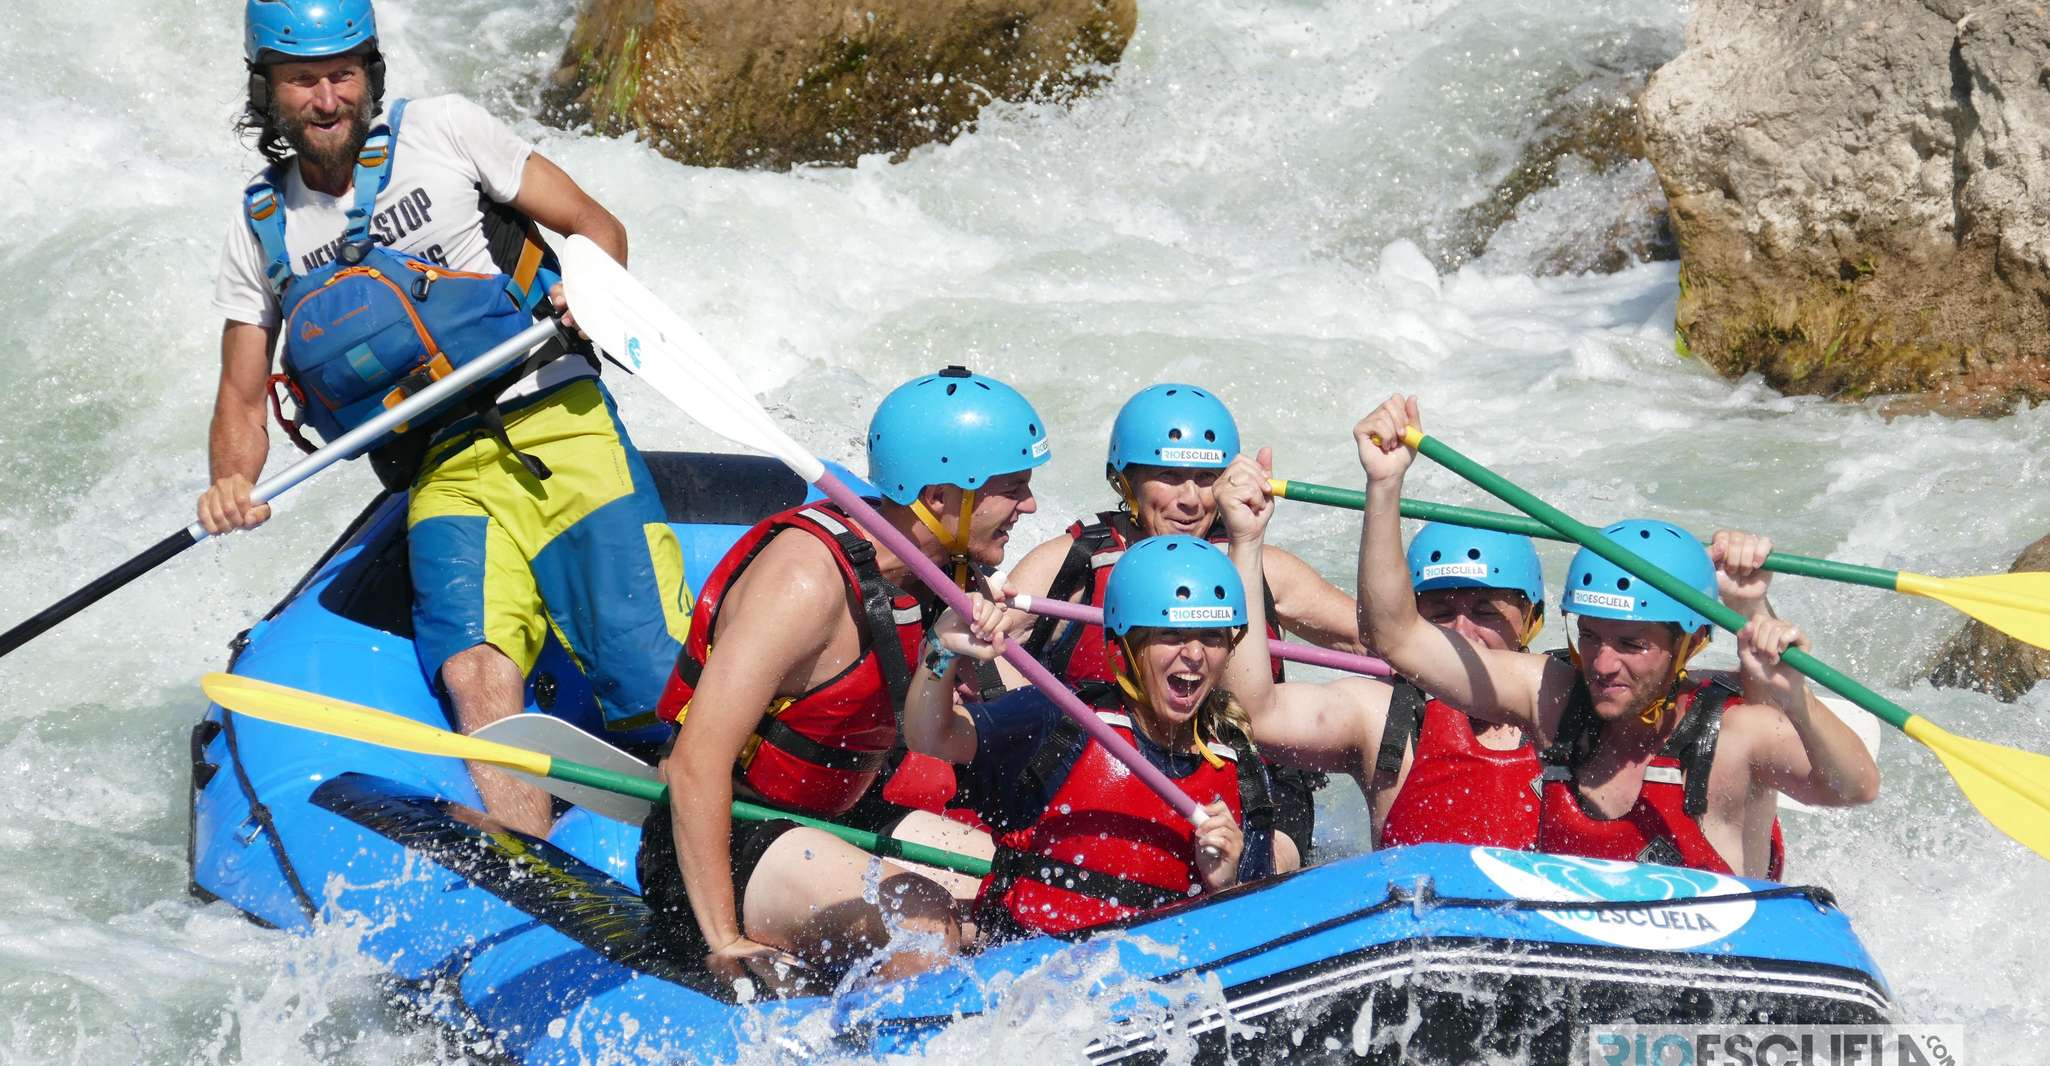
<box><xmin>2</xmin><ymin>0</ymin><xmax>2047</xmax><ymax>1061</ymax></box>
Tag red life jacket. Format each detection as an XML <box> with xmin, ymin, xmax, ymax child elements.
<box><xmin>1533</xmin><ymin>658</ymin><xmax>1787</xmax><ymax>880</ymax></box>
<box><xmin>980</xmin><ymin>689</ymin><xmax>1275</xmax><ymax>935</ymax></box>
<box><xmin>656</xmin><ymin>504</ymin><xmax>926</xmax><ymax>817</ymax></box>
<box><xmin>1375</xmin><ymin>682</ymin><xmax>1542</xmax><ymax>849</ymax></box>
<box><xmin>1019</xmin><ymin>511</ymin><xmax>1286</xmax><ymax>686</ymax></box>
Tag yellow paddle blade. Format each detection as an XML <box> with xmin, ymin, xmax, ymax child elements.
<box><xmin>1902</xmin><ymin>715</ymin><xmax>2050</xmax><ymax>862</ymax></box>
<box><xmin>199</xmin><ymin>673</ymin><xmax>553</xmax><ymax>777</ymax></box>
<box><xmin>1898</xmin><ymin>570</ymin><xmax>2050</xmax><ymax>651</ymax></box>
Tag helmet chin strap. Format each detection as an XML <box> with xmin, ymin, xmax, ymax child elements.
<box><xmin>910</xmin><ymin>488</ymin><xmax>977</xmax><ymax>589</ymax></box>
<box><xmin>1113</xmin><ymin>633</ymin><xmax>1227</xmax><ymax>769</ymax></box>
<box><xmin>1519</xmin><ymin>605</ymin><xmax>1545</xmax><ymax>650</ymax></box>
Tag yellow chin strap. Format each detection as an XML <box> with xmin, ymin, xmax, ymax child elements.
<box><xmin>1519</xmin><ymin>605</ymin><xmax>1546</xmax><ymax>649</ymax></box>
<box><xmin>911</xmin><ymin>488</ymin><xmax>977</xmax><ymax>589</ymax></box>
<box><xmin>1112</xmin><ymin>633</ymin><xmax>1226</xmax><ymax>769</ymax></box>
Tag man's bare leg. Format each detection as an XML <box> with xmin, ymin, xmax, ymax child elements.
<box><xmin>442</xmin><ymin>643</ymin><xmax>552</xmax><ymax>837</ymax></box>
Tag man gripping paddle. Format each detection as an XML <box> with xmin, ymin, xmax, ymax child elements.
<box><xmin>1352</xmin><ymin>394</ymin><xmax>1878</xmax><ymax>878</ymax></box>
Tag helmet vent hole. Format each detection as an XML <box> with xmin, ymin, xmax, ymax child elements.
<box><xmin>939</xmin><ymin>456</ymin><xmax>949</xmax><ymax>464</ymax></box>
<box><xmin>1638</xmin><ymin>529</ymin><xmax>1651</xmax><ymax>539</ymax></box>
<box><xmin>945</xmin><ymin>383</ymin><xmax>959</xmax><ymax>396</ymax></box>
<box><xmin>1428</xmin><ymin>550</ymin><xmax>1442</xmax><ymax>562</ymax></box>
<box><xmin>1581</xmin><ymin>574</ymin><xmax>1592</xmax><ymax>586</ymax></box>
<box><xmin>1168</xmin><ymin>428</ymin><xmax>1184</xmax><ymax>441</ymax></box>
<box><xmin>1212</xmin><ymin>585</ymin><xmax>1226</xmax><ymax>599</ymax></box>
<box><xmin>1203</xmin><ymin>430</ymin><xmax>1216</xmax><ymax>442</ymax></box>
<box><xmin>1466</xmin><ymin>548</ymin><xmax>1481</xmax><ymax>560</ymax></box>
<box><xmin>1617</xmin><ymin>577</ymin><xmax>1632</xmax><ymax>591</ymax></box>
<box><xmin>1029</xmin><ymin>423</ymin><xmax>1038</xmax><ymax>434</ymax></box>
<box><xmin>1175</xmin><ymin>585</ymin><xmax>1192</xmax><ymax>600</ymax></box>
<box><xmin>1164</xmin><ymin>542</ymin><xmax>1179</xmax><ymax>551</ymax></box>
<box><xmin>1165</xmin><ymin>389</ymin><xmax>1179</xmax><ymax>396</ymax></box>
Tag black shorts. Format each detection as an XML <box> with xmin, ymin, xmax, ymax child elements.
<box><xmin>636</xmin><ymin>798</ymin><xmax>804</xmax><ymax>963</ymax></box>
<box><xmin>1267</xmin><ymin>762</ymin><xmax>1325</xmax><ymax>864</ymax></box>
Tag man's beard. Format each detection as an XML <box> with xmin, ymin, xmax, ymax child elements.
<box><xmin>274</xmin><ymin>95</ymin><xmax>373</xmax><ymax>176</ymax></box>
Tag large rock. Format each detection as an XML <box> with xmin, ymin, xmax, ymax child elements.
<box><xmin>1928</xmin><ymin>534</ymin><xmax>2050</xmax><ymax>702</ymax></box>
<box><xmin>1639</xmin><ymin>1</ymin><xmax>2050</xmax><ymax>415</ymax></box>
<box><xmin>542</xmin><ymin>0</ymin><xmax>1137</xmax><ymax>170</ymax></box>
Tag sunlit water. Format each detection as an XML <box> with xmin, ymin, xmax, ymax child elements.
<box><xmin>2</xmin><ymin>0</ymin><xmax>2046</xmax><ymax>1061</ymax></box>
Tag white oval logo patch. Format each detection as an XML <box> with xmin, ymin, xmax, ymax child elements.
<box><xmin>1469</xmin><ymin>846</ymin><xmax>1755</xmax><ymax>950</ymax></box>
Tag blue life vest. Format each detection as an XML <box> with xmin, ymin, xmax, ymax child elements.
<box><xmin>243</xmin><ymin>99</ymin><xmax>560</xmax><ymax>453</ymax></box>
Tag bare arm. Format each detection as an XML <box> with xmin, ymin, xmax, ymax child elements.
<box><xmin>510</xmin><ymin>152</ymin><xmax>628</xmax><ymax>262</ymax></box>
<box><xmin>904</xmin><ymin>599</ymin><xmax>1007</xmax><ymax>765</ymax></box>
<box><xmin>197</xmin><ymin>320</ymin><xmax>278</xmax><ymax>534</ymax></box>
<box><xmin>1352</xmin><ymin>396</ymin><xmax>1553</xmax><ymax>736</ymax></box>
<box><xmin>659</xmin><ymin>534</ymin><xmax>841</xmax><ymax>952</ymax></box>
<box><xmin>1732</xmin><ymin>618</ymin><xmax>1880</xmax><ymax>808</ymax></box>
<box><xmin>1263</xmin><ymin>545</ymin><xmax>1369</xmax><ymax>654</ymax></box>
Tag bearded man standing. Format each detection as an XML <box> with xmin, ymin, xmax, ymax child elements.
<box><xmin>202</xmin><ymin>0</ymin><xmax>690</xmax><ymax>837</ymax></box>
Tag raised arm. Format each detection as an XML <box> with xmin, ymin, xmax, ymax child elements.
<box><xmin>1731</xmin><ymin>617</ymin><xmax>1880</xmax><ymax>808</ymax></box>
<box><xmin>1353</xmin><ymin>395</ymin><xmax>1551</xmax><ymax>735</ymax></box>
<box><xmin>1263</xmin><ymin>545</ymin><xmax>1369</xmax><ymax>654</ymax></box>
<box><xmin>903</xmin><ymin>595</ymin><xmax>1010</xmax><ymax>764</ymax></box>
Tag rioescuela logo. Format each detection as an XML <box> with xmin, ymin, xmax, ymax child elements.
<box><xmin>1585</xmin><ymin>1025</ymin><xmax>1964</xmax><ymax>1065</ymax></box>
<box><xmin>1469</xmin><ymin>847</ymin><xmax>1757</xmax><ymax>949</ymax></box>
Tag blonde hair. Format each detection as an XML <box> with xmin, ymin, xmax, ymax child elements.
<box><xmin>1201</xmin><ymin>688</ymin><xmax>1255</xmax><ymax>750</ymax></box>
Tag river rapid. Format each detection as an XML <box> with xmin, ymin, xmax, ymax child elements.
<box><xmin>2</xmin><ymin>0</ymin><xmax>2047</xmax><ymax>1061</ymax></box>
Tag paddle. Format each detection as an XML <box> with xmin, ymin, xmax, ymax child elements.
<box><xmin>1382</xmin><ymin>424</ymin><xmax>2050</xmax><ymax>862</ymax></box>
<box><xmin>199</xmin><ymin>673</ymin><xmax>993</xmax><ymax>877</ymax></box>
<box><xmin>0</xmin><ymin>319</ymin><xmax>562</xmax><ymax>660</ymax></box>
<box><xmin>561</xmin><ymin>237</ymin><xmax>1208</xmax><ymax>824</ymax></box>
<box><xmin>1006</xmin><ymin>594</ymin><xmax>1394</xmax><ymax>677</ymax></box>
<box><xmin>1273</xmin><ymin>477</ymin><xmax>2050</xmax><ymax>653</ymax></box>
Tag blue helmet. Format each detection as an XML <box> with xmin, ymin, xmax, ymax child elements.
<box><xmin>1102</xmin><ymin>536</ymin><xmax>1247</xmax><ymax>635</ymax></box>
<box><xmin>246</xmin><ymin>0</ymin><xmax>378</xmax><ymax>65</ymax></box>
<box><xmin>1407</xmin><ymin>523</ymin><xmax>1545</xmax><ymax>606</ymax></box>
<box><xmin>866</xmin><ymin>366</ymin><xmax>1050</xmax><ymax>505</ymax></box>
<box><xmin>1107</xmin><ymin>384</ymin><xmax>1240</xmax><ymax>471</ymax></box>
<box><xmin>1562</xmin><ymin>519</ymin><xmax>1715</xmax><ymax>632</ymax></box>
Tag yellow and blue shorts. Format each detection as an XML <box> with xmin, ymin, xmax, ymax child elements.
<box><xmin>407</xmin><ymin>378</ymin><xmax>691</xmax><ymax>731</ymax></box>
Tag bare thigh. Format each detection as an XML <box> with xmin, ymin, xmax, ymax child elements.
<box><xmin>882</xmin><ymin>811</ymin><xmax>995</xmax><ymax>901</ymax></box>
<box><xmin>740</xmin><ymin>826</ymin><xmax>962</xmax><ymax>978</ymax></box>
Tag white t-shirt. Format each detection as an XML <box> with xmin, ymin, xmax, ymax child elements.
<box><xmin>212</xmin><ymin>95</ymin><xmax>590</xmax><ymax>396</ymax></box>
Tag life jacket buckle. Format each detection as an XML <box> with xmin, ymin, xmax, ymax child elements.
<box><xmin>339</xmin><ymin>241</ymin><xmax>370</xmax><ymax>266</ymax></box>
<box><xmin>410</xmin><ymin>270</ymin><xmax>437</xmax><ymax>301</ymax></box>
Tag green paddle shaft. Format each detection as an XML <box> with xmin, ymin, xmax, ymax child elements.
<box><xmin>1398</xmin><ymin>435</ymin><xmax>1913</xmax><ymax>733</ymax></box>
<box><xmin>546</xmin><ymin>759</ymin><xmax>992</xmax><ymax>877</ymax></box>
<box><xmin>1276</xmin><ymin>478</ymin><xmax>1903</xmax><ymax>592</ymax></box>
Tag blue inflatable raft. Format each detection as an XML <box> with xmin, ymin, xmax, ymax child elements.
<box><xmin>187</xmin><ymin>451</ymin><xmax>1896</xmax><ymax>1064</ymax></box>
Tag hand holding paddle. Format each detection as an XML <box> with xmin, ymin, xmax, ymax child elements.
<box><xmin>0</xmin><ymin>318</ymin><xmax>563</xmax><ymax>660</ymax></box>
<box><xmin>1270</xmin><ymin>478</ymin><xmax>2050</xmax><ymax>653</ymax></box>
<box><xmin>1355</xmin><ymin>394</ymin><xmax>2050</xmax><ymax>863</ymax></box>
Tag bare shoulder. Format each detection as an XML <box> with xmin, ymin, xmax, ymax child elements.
<box><xmin>717</xmin><ymin>528</ymin><xmax>848</xmax><ymax>635</ymax></box>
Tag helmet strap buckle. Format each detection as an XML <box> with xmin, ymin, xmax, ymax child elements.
<box><xmin>911</xmin><ymin>488</ymin><xmax>977</xmax><ymax>589</ymax></box>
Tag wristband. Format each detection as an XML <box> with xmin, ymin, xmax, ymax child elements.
<box><xmin>922</xmin><ymin>636</ymin><xmax>960</xmax><ymax>681</ymax></box>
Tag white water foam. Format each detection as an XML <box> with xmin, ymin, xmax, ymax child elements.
<box><xmin>3</xmin><ymin>0</ymin><xmax>2047</xmax><ymax>1060</ymax></box>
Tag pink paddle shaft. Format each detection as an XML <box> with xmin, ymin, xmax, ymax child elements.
<box><xmin>1009</xmin><ymin>595</ymin><xmax>1393</xmax><ymax>677</ymax></box>
<box><xmin>813</xmin><ymin>472</ymin><xmax>1203</xmax><ymax>823</ymax></box>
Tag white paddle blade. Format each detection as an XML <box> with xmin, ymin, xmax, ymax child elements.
<box><xmin>561</xmin><ymin>236</ymin><xmax>825</xmax><ymax>482</ymax></box>
<box><xmin>1780</xmin><ymin>696</ymin><xmax>1885</xmax><ymax>816</ymax></box>
<box><xmin>471</xmin><ymin>713</ymin><xmax>658</xmax><ymax>824</ymax></box>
